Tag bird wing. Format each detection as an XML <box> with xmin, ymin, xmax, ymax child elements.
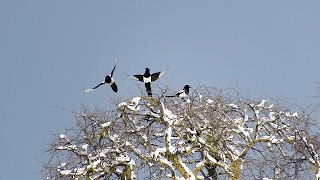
<box><xmin>84</xmin><ymin>88</ymin><xmax>95</xmax><ymax>92</ymax></box>
<box><xmin>114</xmin><ymin>55</ymin><xmax>117</xmax><ymax>64</ymax></box>
<box><xmin>178</xmin><ymin>91</ymin><xmax>188</xmax><ymax>98</ymax></box>
<box><xmin>128</xmin><ymin>74</ymin><xmax>144</xmax><ymax>82</ymax></box>
<box><xmin>92</xmin><ymin>82</ymin><xmax>105</xmax><ymax>89</ymax></box>
<box><xmin>110</xmin><ymin>55</ymin><xmax>117</xmax><ymax>77</ymax></box>
<box><xmin>176</xmin><ymin>90</ymin><xmax>184</xmax><ymax>96</ymax></box>
<box><xmin>110</xmin><ymin>82</ymin><xmax>118</xmax><ymax>93</ymax></box>
<box><xmin>84</xmin><ymin>82</ymin><xmax>105</xmax><ymax>92</ymax></box>
<box><xmin>151</xmin><ymin>69</ymin><xmax>166</xmax><ymax>82</ymax></box>
<box><xmin>110</xmin><ymin>63</ymin><xmax>116</xmax><ymax>77</ymax></box>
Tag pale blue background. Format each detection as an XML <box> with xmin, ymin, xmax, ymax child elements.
<box><xmin>1</xmin><ymin>1</ymin><xmax>319</xmax><ymax>179</ymax></box>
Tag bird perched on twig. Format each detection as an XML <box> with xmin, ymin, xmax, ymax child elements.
<box><xmin>127</xmin><ymin>67</ymin><xmax>166</xmax><ymax>96</ymax></box>
<box><xmin>84</xmin><ymin>55</ymin><xmax>118</xmax><ymax>93</ymax></box>
<box><xmin>166</xmin><ymin>85</ymin><xmax>191</xmax><ymax>99</ymax></box>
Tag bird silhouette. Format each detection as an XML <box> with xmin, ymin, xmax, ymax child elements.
<box><xmin>128</xmin><ymin>67</ymin><xmax>166</xmax><ymax>96</ymax></box>
<box><xmin>84</xmin><ymin>55</ymin><xmax>118</xmax><ymax>93</ymax></box>
<box><xmin>166</xmin><ymin>85</ymin><xmax>191</xmax><ymax>99</ymax></box>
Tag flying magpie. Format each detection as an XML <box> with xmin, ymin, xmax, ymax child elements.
<box><xmin>128</xmin><ymin>68</ymin><xmax>166</xmax><ymax>96</ymax></box>
<box><xmin>84</xmin><ymin>56</ymin><xmax>118</xmax><ymax>93</ymax></box>
<box><xmin>166</xmin><ymin>85</ymin><xmax>191</xmax><ymax>99</ymax></box>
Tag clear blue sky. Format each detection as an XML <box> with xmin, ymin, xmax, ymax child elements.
<box><xmin>1</xmin><ymin>1</ymin><xmax>319</xmax><ymax>179</ymax></box>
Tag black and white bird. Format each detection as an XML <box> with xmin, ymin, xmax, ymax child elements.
<box><xmin>128</xmin><ymin>68</ymin><xmax>166</xmax><ymax>96</ymax></box>
<box><xmin>166</xmin><ymin>85</ymin><xmax>191</xmax><ymax>99</ymax></box>
<box><xmin>84</xmin><ymin>56</ymin><xmax>118</xmax><ymax>93</ymax></box>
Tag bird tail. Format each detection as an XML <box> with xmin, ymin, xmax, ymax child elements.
<box><xmin>165</xmin><ymin>95</ymin><xmax>176</xmax><ymax>98</ymax></box>
<box><xmin>147</xmin><ymin>90</ymin><xmax>152</xmax><ymax>97</ymax></box>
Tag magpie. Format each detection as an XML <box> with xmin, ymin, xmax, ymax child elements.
<box><xmin>84</xmin><ymin>56</ymin><xmax>118</xmax><ymax>93</ymax></box>
<box><xmin>128</xmin><ymin>68</ymin><xmax>166</xmax><ymax>96</ymax></box>
<box><xmin>166</xmin><ymin>85</ymin><xmax>191</xmax><ymax>99</ymax></box>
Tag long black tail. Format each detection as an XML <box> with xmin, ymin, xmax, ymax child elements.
<box><xmin>145</xmin><ymin>83</ymin><xmax>152</xmax><ymax>97</ymax></box>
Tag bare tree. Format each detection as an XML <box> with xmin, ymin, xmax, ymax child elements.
<box><xmin>39</xmin><ymin>85</ymin><xmax>320</xmax><ymax>180</ymax></box>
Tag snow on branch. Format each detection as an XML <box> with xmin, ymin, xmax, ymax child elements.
<box><xmin>41</xmin><ymin>86</ymin><xmax>320</xmax><ymax>180</ymax></box>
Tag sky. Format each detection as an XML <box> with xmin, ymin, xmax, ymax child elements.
<box><xmin>1</xmin><ymin>1</ymin><xmax>320</xmax><ymax>179</ymax></box>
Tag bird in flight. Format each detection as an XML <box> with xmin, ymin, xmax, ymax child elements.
<box><xmin>84</xmin><ymin>56</ymin><xmax>118</xmax><ymax>93</ymax></box>
<box><xmin>128</xmin><ymin>67</ymin><xmax>166</xmax><ymax>96</ymax></box>
<box><xmin>166</xmin><ymin>85</ymin><xmax>191</xmax><ymax>99</ymax></box>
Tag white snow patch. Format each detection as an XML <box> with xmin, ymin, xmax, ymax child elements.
<box><xmin>59</xmin><ymin>134</ymin><xmax>66</xmax><ymax>139</ymax></box>
<box><xmin>187</xmin><ymin>128</ymin><xmax>198</xmax><ymax>135</ymax></box>
<box><xmin>142</xmin><ymin>134</ymin><xmax>148</xmax><ymax>142</ymax></box>
<box><xmin>163</xmin><ymin>107</ymin><xmax>177</xmax><ymax>125</ymax></box>
<box><xmin>118</xmin><ymin>102</ymin><xmax>127</xmax><ymax>107</ymax></box>
<box><xmin>287</xmin><ymin>136</ymin><xmax>295</xmax><ymax>141</ymax></box>
<box><xmin>166</xmin><ymin>126</ymin><xmax>172</xmax><ymax>143</ymax></box>
<box><xmin>110</xmin><ymin>134</ymin><xmax>119</xmax><ymax>141</ymax></box>
<box><xmin>68</xmin><ymin>145</ymin><xmax>76</xmax><ymax>150</ymax></box>
<box><xmin>87</xmin><ymin>159</ymin><xmax>100</xmax><ymax>169</ymax></box>
<box><xmin>197</xmin><ymin>92</ymin><xmax>203</xmax><ymax>101</ymax></box>
<box><xmin>196</xmin><ymin>160</ymin><xmax>205</xmax><ymax>168</ymax></box>
<box><xmin>154</xmin><ymin>133</ymin><xmax>165</xmax><ymax>137</ymax></box>
<box><xmin>269</xmin><ymin>112</ymin><xmax>277</xmax><ymax>121</ymax></box>
<box><xmin>127</xmin><ymin>97</ymin><xmax>141</xmax><ymax>111</ymax></box>
<box><xmin>269</xmin><ymin>123</ymin><xmax>278</xmax><ymax>129</ymax></box>
<box><xmin>246</xmin><ymin>128</ymin><xmax>254</xmax><ymax>133</ymax></box>
<box><xmin>228</xmin><ymin>145</ymin><xmax>240</xmax><ymax>156</ymax></box>
<box><xmin>262</xmin><ymin>178</ymin><xmax>272</xmax><ymax>180</ymax></box>
<box><xmin>179</xmin><ymin>159</ymin><xmax>195</xmax><ymax>180</ymax></box>
<box><xmin>169</xmin><ymin>145</ymin><xmax>177</xmax><ymax>154</ymax></box>
<box><xmin>207</xmin><ymin>99</ymin><xmax>214</xmax><ymax>104</ymax></box>
<box><xmin>284</xmin><ymin>111</ymin><xmax>299</xmax><ymax>118</ymax></box>
<box><xmin>74</xmin><ymin>168</ymin><xmax>85</xmax><ymax>175</ymax></box>
<box><xmin>116</xmin><ymin>155</ymin><xmax>130</xmax><ymax>163</ymax></box>
<box><xmin>204</xmin><ymin>151</ymin><xmax>217</xmax><ymax>163</ymax></box>
<box><xmin>57</xmin><ymin>163</ymin><xmax>67</xmax><ymax>168</ymax></box>
<box><xmin>292</xmin><ymin>112</ymin><xmax>298</xmax><ymax>118</ymax></box>
<box><xmin>56</xmin><ymin>146</ymin><xmax>65</xmax><ymax>150</ymax></box>
<box><xmin>81</xmin><ymin>144</ymin><xmax>89</xmax><ymax>151</ymax></box>
<box><xmin>257</xmin><ymin>99</ymin><xmax>266</xmax><ymax>108</ymax></box>
<box><xmin>101</xmin><ymin>122</ymin><xmax>111</xmax><ymax>127</ymax></box>
<box><xmin>159</xmin><ymin>157</ymin><xmax>173</xmax><ymax>169</ymax></box>
<box><xmin>59</xmin><ymin>169</ymin><xmax>72</xmax><ymax>175</ymax></box>
<box><xmin>149</xmin><ymin>109</ymin><xmax>161</xmax><ymax>118</ymax></box>
<box><xmin>153</xmin><ymin>147</ymin><xmax>166</xmax><ymax>159</ymax></box>
<box><xmin>118</xmin><ymin>97</ymin><xmax>141</xmax><ymax>111</ymax></box>
<box><xmin>198</xmin><ymin>137</ymin><xmax>206</xmax><ymax>144</ymax></box>
<box><xmin>228</xmin><ymin>103</ymin><xmax>238</xmax><ymax>109</ymax></box>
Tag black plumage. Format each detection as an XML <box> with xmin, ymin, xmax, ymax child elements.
<box><xmin>128</xmin><ymin>68</ymin><xmax>166</xmax><ymax>96</ymax></box>
<box><xmin>166</xmin><ymin>85</ymin><xmax>191</xmax><ymax>99</ymax></box>
<box><xmin>84</xmin><ymin>56</ymin><xmax>118</xmax><ymax>93</ymax></box>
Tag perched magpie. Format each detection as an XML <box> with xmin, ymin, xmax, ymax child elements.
<box><xmin>84</xmin><ymin>56</ymin><xmax>118</xmax><ymax>93</ymax></box>
<box><xmin>166</xmin><ymin>85</ymin><xmax>191</xmax><ymax>99</ymax></box>
<box><xmin>128</xmin><ymin>68</ymin><xmax>166</xmax><ymax>96</ymax></box>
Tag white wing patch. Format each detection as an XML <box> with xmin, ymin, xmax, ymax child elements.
<box><xmin>125</xmin><ymin>73</ymin><xmax>141</xmax><ymax>81</ymax></box>
<box><xmin>84</xmin><ymin>88</ymin><xmax>95</xmax><ymax>93</ymax></box>
<box><xmin>160</xmin><ymin>69</ymin><xmax>166</xmax><ymax>77</ymax></box>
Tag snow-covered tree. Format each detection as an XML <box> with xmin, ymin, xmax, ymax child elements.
<box><xmin>40</xmin><ymin>85</ymin><xmax>320</xmax><ymax>180</ymax></box>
